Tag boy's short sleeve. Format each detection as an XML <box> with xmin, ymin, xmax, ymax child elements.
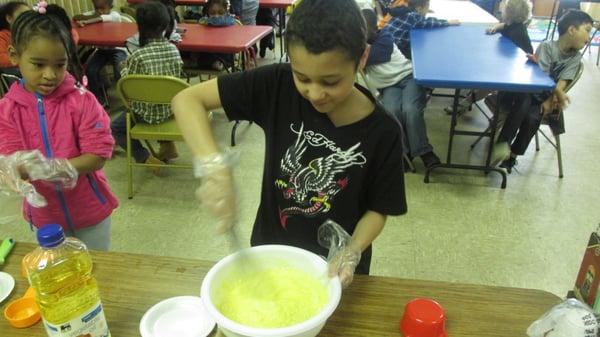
<box><xmin>366</xmin><ymin>118</ymin><xmax>407</xmax><ymax>216</ymax></box>
<box><xmin>217</xmin><ymin>64</ymin><xmax>284</xmax><ymax>126</ymax></box>
<box><xmin>535</xmin><ymin>42</ymin><xmax>553</xmax><ymax>74</ymax></box>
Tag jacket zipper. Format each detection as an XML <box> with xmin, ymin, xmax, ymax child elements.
<box><xmin>35</xmin><ymin>93</ymin><xmax>76</xmax><ymax>233</ymax></box>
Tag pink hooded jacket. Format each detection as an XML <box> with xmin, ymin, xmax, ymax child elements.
<box><xmin>0</xmin><ymin>73</ymin><xmax>118</xmax><ymax>232</ymax></box>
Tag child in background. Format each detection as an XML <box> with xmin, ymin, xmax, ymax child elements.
<box><xmin>493</xmin><ymin>10</ymin><xmax>593</xmax><ymax>172</ymax></box>
<box><xmin>487</xmin><ymin>0</ymin><xmax>533</xmax><ymax>54</ymax></box>
<box><xmin>112</xmin><ymin>1</ymin><xmax>184</xmax><ymax>169</ymax></box>
<box><xmin>382</xmin><ymin>0</ymin><xmax>460</xmax><ymax>59</ymax></box>
<box><xmin>362</xmin><ymin>9</ymin><xmax>440</xmax><ymax>169</ymax></box>
<box><xmin>0</xmin><ymin>1</ymin><xmax>29</xmax><ymax>74</ymax></box>
<box><xmin>197</xmin><ymin>0</ymin><xmax>235</xmax><ymax>71</ymax></box>
<box><xmin>74</xmin><ymin>0</ymin><xmax>127</xmax><ymax>106</ymax></box>
<box><xmin>376</xmin><ymin>0</ymin><xmax>407</xmax><ymax>29</ymax></box>
<box><xmin>126</xmin><ymin>0</ymin><xmax>182</xmax><ymax>54</ymax></box>
<box><xmin>172</xmin><ymin>0</ymin><xmax>407</xmax><ymax>288</ymax></box>
<box><xmin>0</xmin><ymin>9</ymin><xmax>119</xmax><ymax>250</ymax></box>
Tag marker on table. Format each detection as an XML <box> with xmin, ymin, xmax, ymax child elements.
<box><xmin>0</xmin><ymin>238</ymin><xmax>15</xmax><ymax>265</ymax></box>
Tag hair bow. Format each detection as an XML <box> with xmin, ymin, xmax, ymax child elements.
<box><xmin>33</xmin><ymin>1</ymin><xmax>48</xmax><ymax>14</ymax></box>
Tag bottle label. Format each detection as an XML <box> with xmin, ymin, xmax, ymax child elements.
<box><xmin>42</xmin><ymin>301</ymin><xmax>111</xmax><ymax>337</ymax></box>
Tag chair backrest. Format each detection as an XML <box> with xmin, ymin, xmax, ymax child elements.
<box><xmin>116</xmin><ymin>75</ymin><xmax>190</xmax><ymax>110</ymax></box>
<box><xmin>0</xmin><ymin>73</ymin><xmax>21</xmax><ymax>95</ymax></box>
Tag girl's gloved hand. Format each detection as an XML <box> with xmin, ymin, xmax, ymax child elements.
<box><xmin>0</xmin><ymin>151</ymin><xmax>47</xmax><ymax>207</ymax></box>
<box><xmin>17</xmin><ymin>151</ymin><xmax>78</xmax><ymax>189</ymax></box>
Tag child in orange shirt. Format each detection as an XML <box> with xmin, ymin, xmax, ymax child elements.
<box><xmin>0</xmin><ymin>1</ymin><xmax>29</xmax><ymax>72</ymax></box>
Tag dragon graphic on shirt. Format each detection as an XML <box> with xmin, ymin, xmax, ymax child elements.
<box><xmin>275</xmin><ymin>123</ymin><xmax>366</xmax><ymax>228</ymax></box>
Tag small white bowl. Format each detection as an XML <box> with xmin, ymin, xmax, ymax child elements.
<box><xmin>201</xmin><ymin>245</ymin><xmax>342</xmax><ymax>337</ymax></box>
<box><xmin>140</xmin><ymin>296</ymin><xmax>216</xmax><ymax>337</ymax></box>
<box><xmin>0</xmin><ymin>272</ymin><xmax>15</xmax><ymax>303</ymax></box>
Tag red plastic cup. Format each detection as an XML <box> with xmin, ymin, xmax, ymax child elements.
<box><xmin>400</xmin><ymin>298</ymin><xmax>448</xmax><ymax>337</ymax></box>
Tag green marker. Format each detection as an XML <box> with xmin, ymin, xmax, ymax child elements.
<box><xmin>0</xmin><ymin>238</ymin><xmax>15</xmax><ymax>265</ymax></box>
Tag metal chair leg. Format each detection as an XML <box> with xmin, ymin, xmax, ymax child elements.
<box><xmin>535</xmin><ymin>131</ymin><xmax>540</xmax><ymax>151</ymax></box>
<box><xmin>556</xmin><ymin>134</ymin><xmax>563</xmax><ymax>178</ymax></box>
<box><xmin>126</xmin><ymin>113</ymin><xmax>134</xmax><ymax>199</ymax></box>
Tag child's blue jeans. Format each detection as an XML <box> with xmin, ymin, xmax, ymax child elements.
<box><xmin>380</xmin><ymin>76</ymin><xmax>433</xmax><ymax>158</ymax></box>
<box><xmin>111</xmin><ymin>112</ymin><xmax>150</xmax><ymax>163</ymax></box>
<box><xmin>85</xmin><ymin>49</ymin><xmax>127</xmax><ymax>103</ymax></box>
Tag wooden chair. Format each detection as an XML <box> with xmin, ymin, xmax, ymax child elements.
<box><xmin>534</xmin><ymin>61</ymin><xmax>584</xmax><ymax>178</ymax></box>
<box><xmin>116</xmin><ymin>75</ymin><xmax>193</xmax><ymax>198</ymax></box>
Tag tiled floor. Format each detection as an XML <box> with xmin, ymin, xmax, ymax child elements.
<box><xmin>1</xmin><ymin>44</ymin><xmax>599</xmax><ymax>299</ymax></box>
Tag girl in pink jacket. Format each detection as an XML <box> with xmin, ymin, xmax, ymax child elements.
<box><xmin>0</xmin><ymin>8</ymin><xmax>118</xmax><ymax>251</ymax></box>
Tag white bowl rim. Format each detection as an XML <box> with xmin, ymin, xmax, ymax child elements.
<box><xmin>200</xmin><ymin>244</ymin><xmax>342</xmax><ymax>336</ymax></box>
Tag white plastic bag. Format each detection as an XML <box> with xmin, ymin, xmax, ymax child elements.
<box><xmin>527</xmin><ymin>298</ymin><xmax>598</xmax><ymax>337</ymax></box>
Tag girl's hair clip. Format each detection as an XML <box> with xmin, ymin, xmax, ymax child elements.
<box><xmin>33</xmin><ymin>1</ymin><xmax>48</xmax><ymax>14</ymax></box>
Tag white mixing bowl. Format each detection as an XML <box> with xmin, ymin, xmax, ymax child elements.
<box><xmin>200</xmin><ymin>245</ymin><xmax>342</xmax><ymax>337</ymax></box>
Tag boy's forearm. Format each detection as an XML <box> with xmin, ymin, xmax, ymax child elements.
<box><xmin>350</xmin><ymin>210</ymin><xmax>387</xmax><ymax>252</ymax></box>
<box><xmin>68</xmin><ymin>153</ymin><xmax>106</xmax><ymax>175</ymax></box>
<box><xmin>75</xmin><ymin>15</ymin><xmax>102</xmax><ymax>26</ymax></box>
<box><xmin>172</xmin><ymin>84</ymin><xmax>220</xmax><ymax>157</ymax></box>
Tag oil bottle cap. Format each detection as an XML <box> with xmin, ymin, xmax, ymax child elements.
<box><xmin>36</xmin><ymin>224</ymin><xmax>65</xmax><ymax>248</ymax></box>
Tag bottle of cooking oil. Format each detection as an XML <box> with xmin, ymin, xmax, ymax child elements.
<box><xmin>24</xmin><ymin>224</ymin><xmax>110</xmax><ymax>337</ymax></box>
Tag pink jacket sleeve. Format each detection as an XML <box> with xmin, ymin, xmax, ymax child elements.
<box><xmin>75</xmin><ymin>92</ymin><xmax>114</xmax><ymax>159</ymax></box>
<box><xmin>0</xmin><ymin>100</ymin><xmax>25</xmax><ymax>155</ymax></box>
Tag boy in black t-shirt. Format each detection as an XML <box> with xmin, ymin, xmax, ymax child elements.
<box><xmin>172</xmin><ymin>0</ymin><xmax>408</xmax><ymax>288</ymax></box>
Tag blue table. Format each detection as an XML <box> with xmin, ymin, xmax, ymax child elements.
<box><xmin>411</xmin><ymin>25</ymin><xmax>555</xmax><ymax>188</ymax></box>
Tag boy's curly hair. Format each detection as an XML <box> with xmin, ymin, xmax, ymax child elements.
<box><xmin>285</xmin><ymin>0</ymin><xmax>366</xmax><ymax>66</ymax></box>
<box><xmin>503</xmin><ymin>0</ymin><xmax>529</xmax><ymax>25</ymax></box>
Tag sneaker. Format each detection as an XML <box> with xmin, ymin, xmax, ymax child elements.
<box><xmin>144</xmin><ymin>155</ymin><xmax>166</xmax><ymax>176</ymax></box>
<box><xmin>157</xmin><ymin>141</ymin><xmax>179</xmax><ymax>161</ymax></box>
<box><xmin>420</xmin><ymin>151</ymin><xmax>441</xmax><ymax>169</ymax></box>
<box><xmin>491</xmin><ymin>142</ymin><xmax>510</xmax><ymax>167</ymax></box>
<box><xmin>499</xmin><ymin>157</ymin><xmax>517</xmax><ymax>174</ymax></box>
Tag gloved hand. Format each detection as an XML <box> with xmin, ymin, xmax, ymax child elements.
<box><xmin>0</xmin><ymin>151</ymin><xmax>47</xmax><ymax>207</ymax></box>
<box><xmin>318</xmin><ymin>219</ymin><xmax>362</xmax><ymax>288</ymax></box>
<box><xmin>193</xmin><ymin>150</ymin><xmax>239</xmax><ymax>234</ymax></box>
<box><xmin>16</xmin><ymin>151</ymin><xmax>78</xmax><ymax>189</ymax></box>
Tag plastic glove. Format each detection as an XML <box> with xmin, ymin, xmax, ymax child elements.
<box><xmin>527</xmin><ymin>298</ymin><xmax>598</xmax><ymax>337</ymax></box>
<box><xmin>0</xmin><ymin>152</ymin><xmax>47</xmax><ymax>207</ymax></box>
<box><xmin>193</xmin><ymin>150</ymin><xmax>240</xmax><ymax>234</ymax></box>
<box><xmin>16</xmin><ymin>151</ymin><xmax>78</xmax><ymax>189</ymax></box>
<box><xmin>318</xmin><ymin>219</ymin><xmax>361</xmax><ymax>288</ymax></box>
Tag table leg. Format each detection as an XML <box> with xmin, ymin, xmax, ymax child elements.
<box><xmin>278</xmin><ymin>8</ymin><xmax>287</xmax><ymax>62</ymax></box>
<box><xmin>424</xmin><ymin>89</ymin><xmax>507</xmax><ymax>188</ymax></box>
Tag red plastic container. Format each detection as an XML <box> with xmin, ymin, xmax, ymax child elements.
<box><xmin>400</xmin><ymin>298</ymin><xmax>448</xmax><ymax>337</ymax></box>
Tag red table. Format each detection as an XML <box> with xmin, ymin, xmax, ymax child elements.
<box><xmin>127</xmin><ymin>0</ymin><xmax>294</xmax><ymax>8</ymax></box>
<box><xmin>75</xmin><ymin>22</ymin><xmax>272</xmax><ymax>53</ymax></box>
<box><xmin>127</xmin><ymin>0</ymin><xmax>206</xmax><ymax>4</ymax></box>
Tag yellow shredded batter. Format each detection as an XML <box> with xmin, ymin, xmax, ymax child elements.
<box><xmin>216</xmin><ymin>266</ymin><xmax>329</xmax><ymax>328</ymax></box>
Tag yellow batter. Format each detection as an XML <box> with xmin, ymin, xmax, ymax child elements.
<box><xmin>216</xmin><ymin>266</ymin><xmax>329</xmax><ymax>328</ymax></box>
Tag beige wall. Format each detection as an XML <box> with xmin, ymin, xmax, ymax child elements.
<box><xmin>0</xmin><ymin>0</ymin><xmax>129</xmax><ymax>17</ymax></box>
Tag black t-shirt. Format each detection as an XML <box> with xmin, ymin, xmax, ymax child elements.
<box><xmin>501</xmin><ymin>22</ymin><xmax>534</xmax><ymax>55</ymax></box>
<box><xmin>218</xmin><ymin>63</ymin><xmax>408</xmax><ymax>273</ymax></box>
